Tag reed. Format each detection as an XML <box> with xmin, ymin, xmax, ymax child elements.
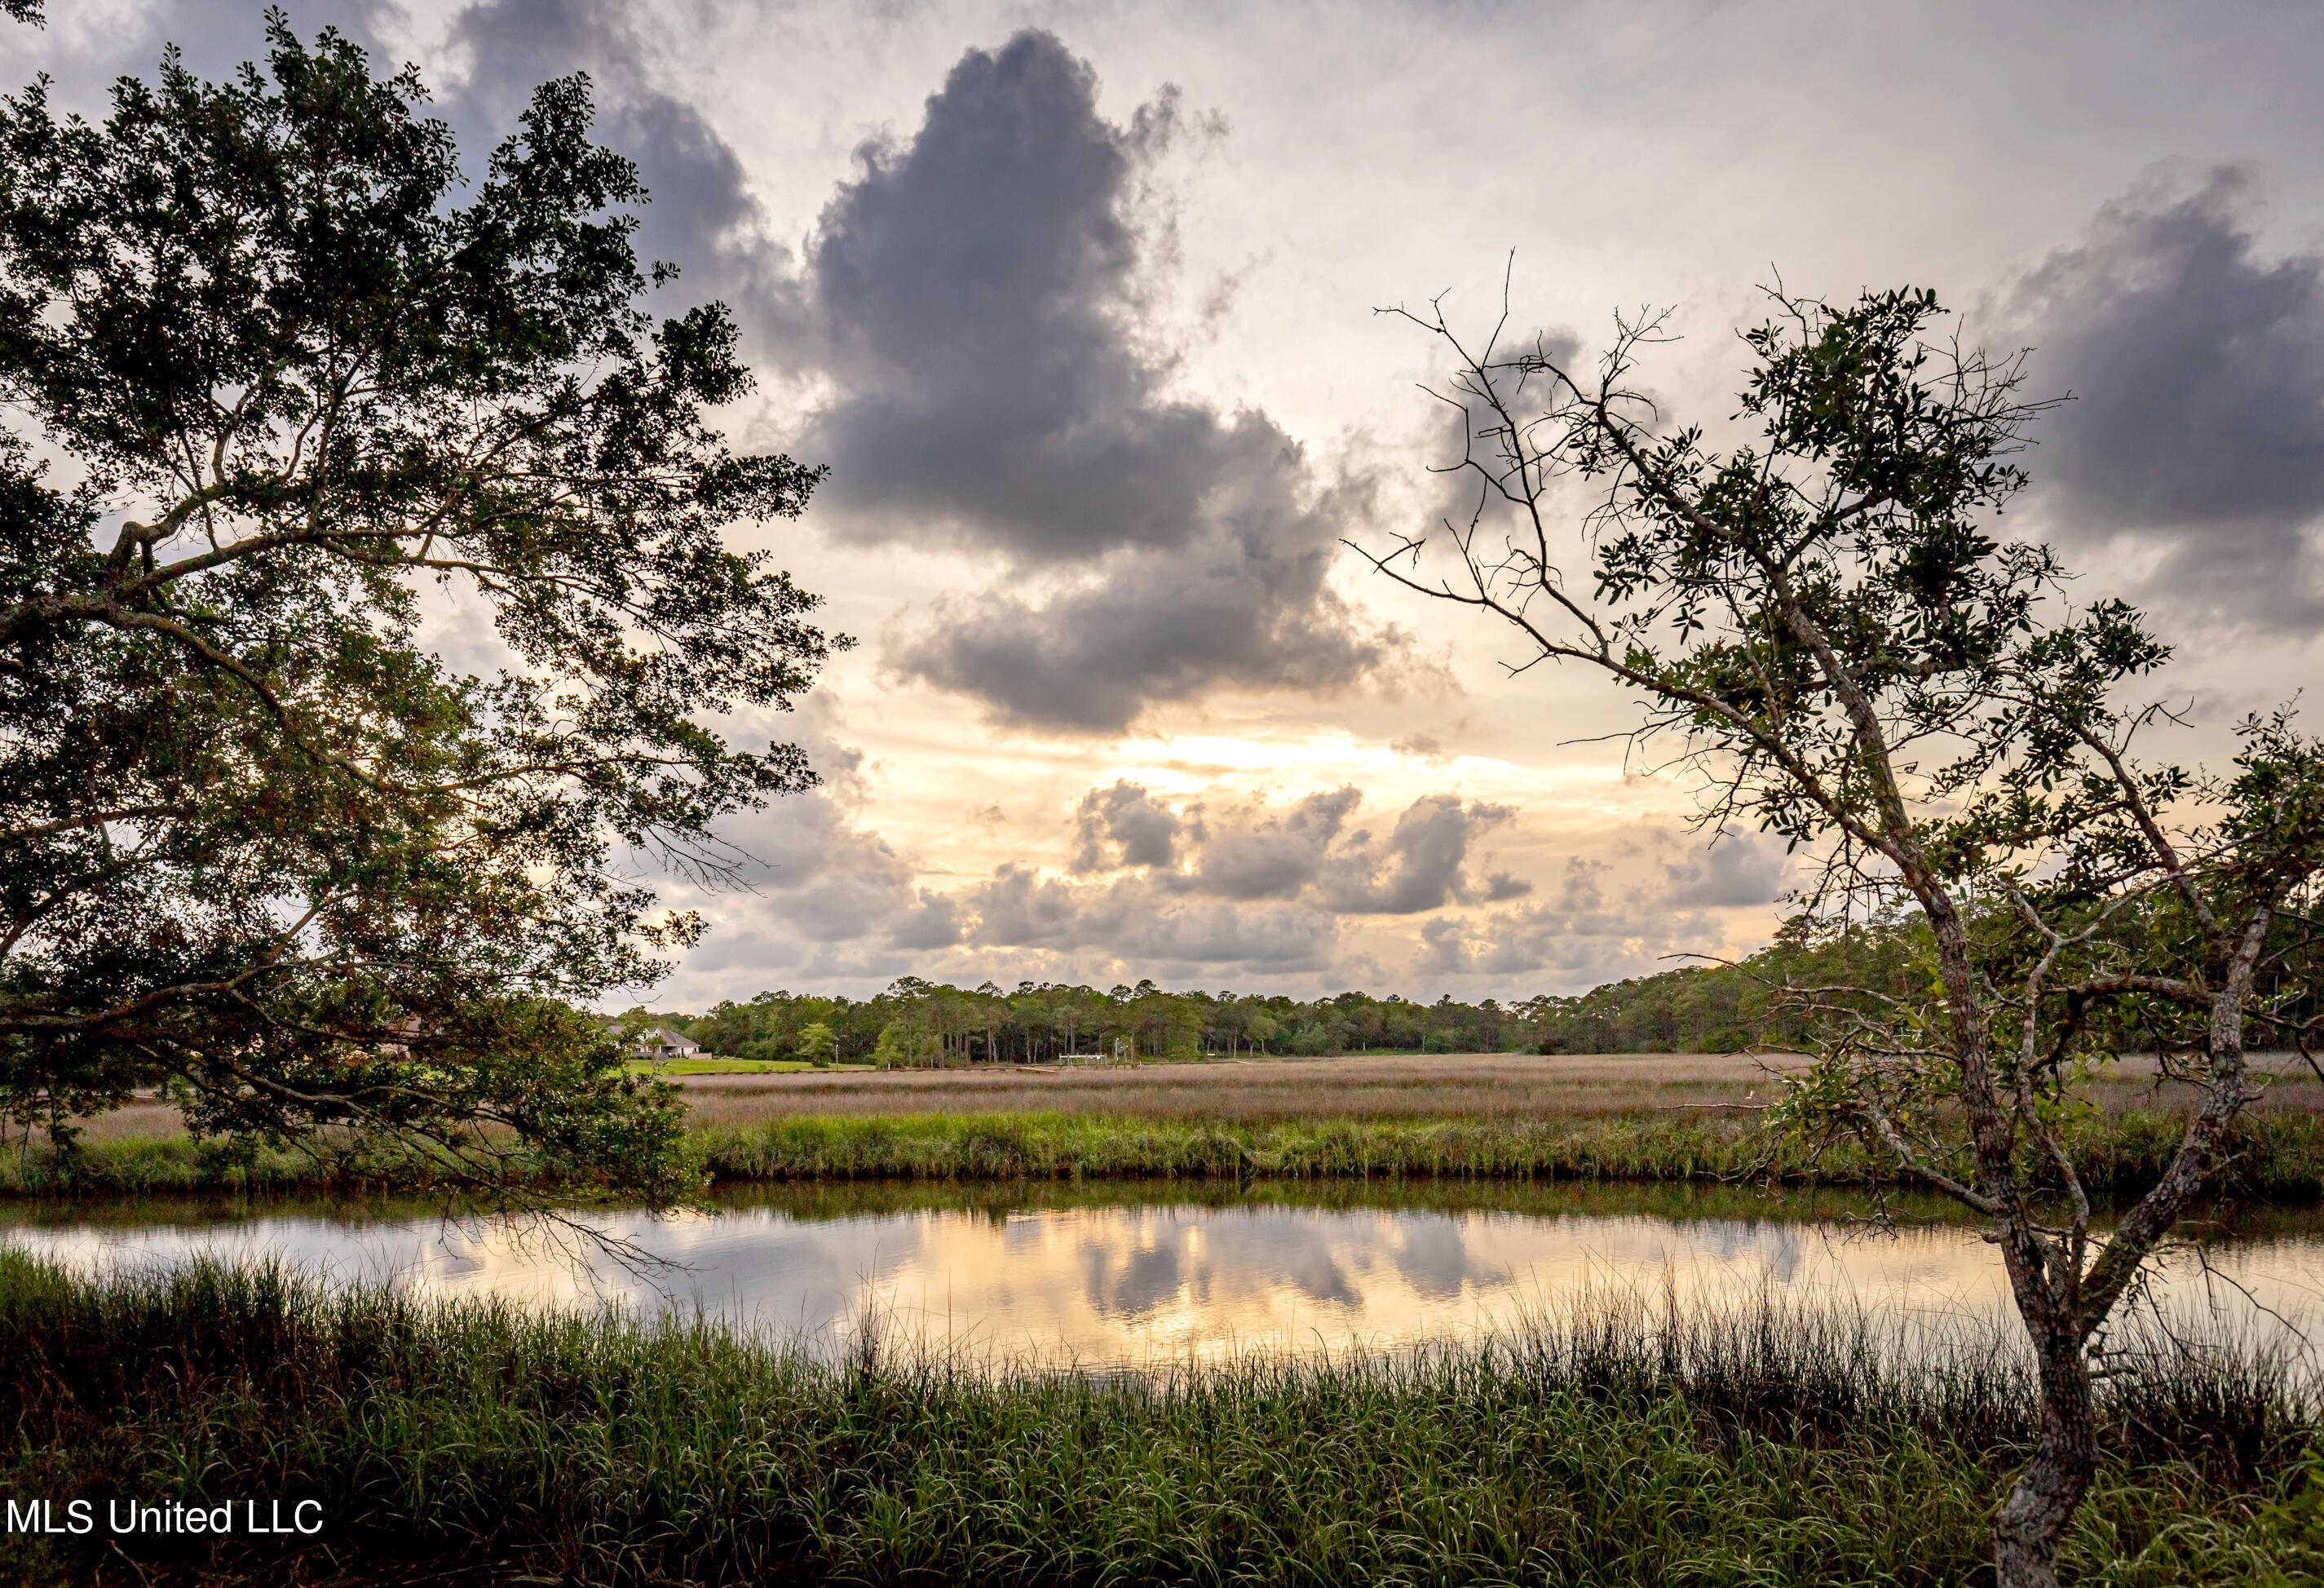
<box><xmin>695</xmin><ymin>1108</ymin><xmax>2324</xmax><ymax>1199</ymax></box>
<box><xmin>11</xmin><ymin>1107</ymin><xmax>2324</xmax><ymax>1203</ymax></box>
<box><xmin>0</xmin><ymin>1249</ymin><xmax>2313</xmax><ymax>1586</ymax></box>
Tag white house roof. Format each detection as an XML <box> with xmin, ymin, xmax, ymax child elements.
<box><xmin>609</xmin><ymin>1024</ymin><xmax>699</xmax><ymax>1049</ymax></box>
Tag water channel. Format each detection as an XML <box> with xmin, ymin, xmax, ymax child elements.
<box><xmin>7</xmin><ymin>1181</ymin><xmax>2322</xmax><ymax>1372</ymax></box>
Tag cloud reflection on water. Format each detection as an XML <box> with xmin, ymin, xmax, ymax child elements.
<box><xmin>7</xmin><ymin>1197</ymin><xmax>2320</xmax><ymax>1372</ymax></box>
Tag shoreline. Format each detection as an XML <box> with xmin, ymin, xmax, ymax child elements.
<box><xmin>8</xmin><ymin>1105</ymin><xmax>2324</xmax><ymax>1203</ymax></box>
<box><xmin>1</xmin><ymin>1250</ymin><xmax>2313</xmax><ymax>1585</ymax></box>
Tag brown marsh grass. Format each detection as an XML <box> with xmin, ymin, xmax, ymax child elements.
<box><xmin>51</xmin><ymin>1051</ymin><xmax>2324</xmax><ymax>1144</ymax></box>
<box><xmin>668</xmin><ymin>1049</ymin><xmax>2324</xmax><ymax>1132</ymax></box>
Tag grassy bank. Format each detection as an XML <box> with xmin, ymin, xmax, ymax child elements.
<box><xmin>695</xmin><ymin>1108</ymin><xmax>2324</xmax><ymax>1200</ymax></box>
<box><xmin>12</xmin><ymin>1106</ymin><xmax>2324</xmax><ymax>1201</ymax></box>
<box><xmin>0</xmin><ymin>1250</ymin><xmax>2315</xmax><ymax>1586</ymax></box>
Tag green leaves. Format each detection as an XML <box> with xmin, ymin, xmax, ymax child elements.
<box><xmin>1385</xmin><ymin>262</ymin><xmax>2324</xmax><ymax>1585</ymax></box>
<box><xmin>0</xmin><ymin>20</ymin><xmax>840</xmax><ymax>1198</ymax></box>
<box><xmin>1390</xmin><ymin>267</ymin><xmax>2324</xmax><ymax>1212</ymax></box>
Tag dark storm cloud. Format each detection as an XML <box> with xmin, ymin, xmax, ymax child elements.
<box><xmin>2007</xmin><ymin>168</ymin><xmax>2324</xmax><ymax>629</ymax></box>
<box><xmin>36</xmin><ymin>15</ymin><xmax>1402</xmax><ymax>735</ymax></box>
<box><xmin>801</xmin><ymin>33</ymin><xmax>1198</xmax><ymax>563</ymax></box>
<box><xmin>799</xmin><ymin>31</ymin><xmax>1400</xmax><ymax>732</ymax></box>
<box><xmin>890</xmin><ymin>498</ymin><xmax>1394</xmax><ymax>733</ymax></box>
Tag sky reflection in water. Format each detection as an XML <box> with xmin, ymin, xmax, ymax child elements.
<box><xmin>7</xmin><ymin>1191</ymin><xmax>2322</xmax><ymax>1371</ymax></box>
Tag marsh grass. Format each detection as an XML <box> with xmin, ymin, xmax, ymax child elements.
<box><xmin>695</xmin><ymin>1108</ymin><xmax>2324</xmax><ymax>1201</ymax></box>
<box><xmin>0</xmin><ymin>1131</ymin><xmax>576</xmax><ymax>1198</ymax></box>
<box><xmin>663</xmin><ymin>1050</ymin><xmax>2324</xmax><ymax>1130</ymax></box>
<box><xmin>13</xmin><ymin>1073</ymin><xmax>2324</xmax><ymax>1203</ymax></box>
<box><xmin>0</xmin><ymin>1249</ymin><xmax>2315</xmax><ymax>1586</ymax></box>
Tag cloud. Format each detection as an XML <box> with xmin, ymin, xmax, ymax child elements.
<box><xmin>669</xmin><ymin>770</ymin><xmax>1544</xmax><ymax>994</ymax></box>
<box><xmin>5</xmin><ymin>1</ymin><xmax>396</xmax><ymax>88</ymax></box>
<box><xmin>1315</xmin><ymin>794</ymin><xmax>1518</xmax><ymax>913</ymax></box>
<box><xmin>46</xmin><ymin>15</ymin><xmax>1406</xmax><ymax>740</ymax></box>
<box><xmin>1427</xmin><ymin>858</ymin><xmax>1713</xmax><ymax>981</ymax></box>
<box><xmin>888</xmin><ymin>888</ymin><xmax>962</xmax><ymax>951</ymax></box>
<box><xmin>1051</xmin><ymin>781</ymin><xmax>1517</xmax><ymax>914</ymax></box>
<box><xmin>800</xmin><ymin>35</ymin><xmax>1200</xmax><ymax>564</ymax></box>
<box><xmin>675</xmin><ymin>774</ymin><xmax>1545</xmax><ymax>993</ymax></box>
<box><xmin>1182</xmin><ymin>786</ymin><xmax>1362</xmax><ymax>900</ymax></box>
<box><xmin>796</xmin><ymin>31</ymin><xmax>1403</xmax><ymax>731</ymax></box>
<box><xmin>643</xmin><ymin>697</ymin><xmax>960</xmax><ymax>1002</ymax></box>
<box><xmin>1415</xmin><ymin>915</ymin><xmax>1474</xmax><ymax>977</ymax></box>
<box><xmin>705</xmin><ymin>726</ymin><xmax>927</xmax><ymax>949</ymax></box>
<box><xmin>963</xmin><ymin>865</ymin><xmax>1338</xmax><ymax>970</ymax></box>
<box><xmin>1414</xmin><ymin>825</ymin><xmax>1782</xmax><ymax>984</ymax></box>
<box><xmin>2006</xmin><ymin>166</ymin><xmax>2324</xmax><ymax>630</ymax></box>
<box><xmin>1659</xmin><ymin>831</ymin><xmax>1788</xmax><ymax>908</ymax></box>
<box><xmin>390</xmin><ymin>15</ymin><xmax>1408</xmax><ymax>740</ymax></box>
<box><xmin>5</xmin><ymin>1</ymin><xmax>811</xmax><ymax>378</ymax></box>
<box><xmin>926</xmin><ymin>780</ymin><xmax>1534</xmax><ymax>978</ymax></box>
<box><xmin>1390</xmin><ymin>732</ymin><xmax>1456</xmax><ymax>765</ymax></box>
<box><xmin>1481</xmin><ymin>870</ymin><xmax>1535</xmax><ymax>902</ymax></box>
<box><xmin>1071</xmin><ymin>780</ymin><xmax>1184</xmax><ymax>872</ymax></box>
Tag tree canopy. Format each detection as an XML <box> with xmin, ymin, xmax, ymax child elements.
<box><xmin>678</xmin><ymin>977</ymin><xmax>1535</xmax><ymax>1066</ymax></box>
<box><xmin>1368</xmin><ymin>280</ymin><xmax>2324</xmax><ymax>1587</ymax></box>
<box><xmin>0</xmin><ymin>16</ymin><xmax>840</xmax><ymax>1197</ymax></box>
<box><xmin>648</xmin><ymin>895</ymin><xmax>2324</xmax><ymax>1069</ymax></box>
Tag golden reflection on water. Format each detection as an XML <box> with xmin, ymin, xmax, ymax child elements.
<box><xmin>8</xmin><ymin>1192</ymin><xmax>2322</xmax><ymax>1370</ymax></box>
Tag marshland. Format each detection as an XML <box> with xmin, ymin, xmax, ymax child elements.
<box><xmin>9</xmin><ymin>1077</ymin><xmax>2324</xmax><ymax>1582</ymax></box>
<box><xmin>4</xmin><ymin>1236</ymin><xmax>2320</xmax><ymax>1586</ymax></box>
<box><xmin>9</xmin><ymin>4</ymin><xmax>2324</xmax><ymax>1584</ymax></box>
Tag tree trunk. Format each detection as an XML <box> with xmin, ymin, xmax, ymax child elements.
<box><xmin>1994</xmin><ymin>1334</ymin><xmax>2098</xmax><ymax>1588</ymax></box>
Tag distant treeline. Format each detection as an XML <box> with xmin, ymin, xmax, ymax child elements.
<box><xmin>638</xmin><ymin>918</ymin><xmax>1945</xmax><ymax>1064</ymax></box>
<box><xmin>635</xmin><ymin>896</ymin><xmax>2324</xmax><ymax>1067</ymax></box>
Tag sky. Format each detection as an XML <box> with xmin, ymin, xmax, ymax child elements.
<box><xmin>11</xmin><ymin>0</ymin><xmax>2324</xmax><ymax>1007</ymax></box>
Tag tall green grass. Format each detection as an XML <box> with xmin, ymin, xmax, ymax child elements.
<box><xmin>698</xmin><ymin>1108</ymin><xmax>2324</xmax><ymax>1200</ymax></box>
<box><xmin>0</xmin><ymin>1132</ymin><xmax>595</xmax><ymax>1197</ymax></box>
<box><xmin>0</xmin><ymin>1249</ymin><xmax>2315</xmax><ymax>1585</ymax></box>
<box><xmin>12</xmin><ymin>1108</ymin><xmax>2324</xmax><ymax>1202</ymax></box>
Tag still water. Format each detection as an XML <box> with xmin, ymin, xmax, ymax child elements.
<box><xmin>7</xmin><ymin>1183</ymin><xmax>2322</xmax><ymax>1370</ymax></box>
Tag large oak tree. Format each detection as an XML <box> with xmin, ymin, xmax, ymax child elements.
<box><xmin>0</xmin><ymin>15</ymin><xmax>841</xmax><ymax>1196</ymax></box>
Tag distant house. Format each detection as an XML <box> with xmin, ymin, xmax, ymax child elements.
<box><xmin>611</xmin><ymin>1024</ymin><xmax>701</xmax><ymax>1059</ymax></box>
<box><xmin>378</xmin><ymin>1016</ymin><xmax>426</xmax><ymax>1059</ymax></box>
